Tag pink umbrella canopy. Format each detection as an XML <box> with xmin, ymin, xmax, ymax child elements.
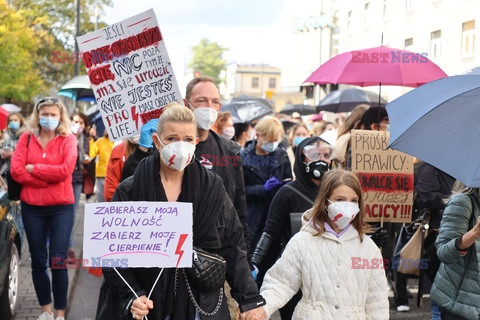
<box><xmin>305</xmin><ymin>45</ymin><xmax>447</xmax><ymax>87</ymax></box>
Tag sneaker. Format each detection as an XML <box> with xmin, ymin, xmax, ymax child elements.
<box><xmin>397</xmin><ymin>305</ymin><xmax>410</xmax><ymax>312</ymax></box>
<box><xmin>55</xmin><ymin>317</ymin><xmax>65</xmax><ymax>320</ymax></box>
<box><xmin>38</xmin><ymin>311</ymin><xmax>54</xmax><ymax>320</ymax></box>
<box><xmin>68</xmin><ymin>249</ymin><xmax>76</xmax><ymax>265</ymax></box>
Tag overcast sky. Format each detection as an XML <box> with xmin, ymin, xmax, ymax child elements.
<box><xmin>102</xmin><ymin>0</ymin><xmax>286</xmax><ymax>87</ymax></box>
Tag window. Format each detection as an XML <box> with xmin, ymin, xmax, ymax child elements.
<box><xmin>268</xmin><ymin>78</ymin><xmax>276</xmax><ymax>89</ymax></box>
<box><xmin>364</xmin><ymin>3</ymin><xmax>370</xmax><ymax>27</ymax></box>
<box><xmin>404</xmin><ymin>38</ymin><xmax>413</xmax><ymax>51</ymax></box>
<box><xmin>251</xmin><ymin>77</ymin><xmax>259</xmax><ymax>89</ymax></box>
<box><xmin>347</xmin><ymin>11</ymin><xmax>352</xmax><ymax>31</ymax></box>
<box><xmin>430</xmin><ymin>30</ymin><xmax>442</xmax><ymax>61</ymax></box>
<box><xmin>405</xmin><ymin>0</ymin><xmax>413</xmax><ymax>11</ymax></box>
<box><xmin>462</xmin><ymin>20</ymin><xmax>475</xmax><ymax>57</ymax></box>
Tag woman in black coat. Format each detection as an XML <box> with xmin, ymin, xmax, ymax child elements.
<box><xmin>241</xmin><ymin>116</ymin><xmax>293</xmax><ymax>250</ymax></box>
<box><xmin>96</xmin><ymin>103</ymin><xmax>264</xmax><ymax>320</ymax></box>
<box><xmin>252</xmin><ymin>136</ymin><xmax>332</xmax><ymax>319</ymax></box>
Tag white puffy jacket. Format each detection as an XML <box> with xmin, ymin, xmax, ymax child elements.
<box><xmin>260</xmin><ymin>213</ymin><xmax>389</xmax><ymax>320</ymax></box>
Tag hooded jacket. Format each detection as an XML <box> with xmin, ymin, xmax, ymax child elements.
<box><xmin>241</xmin><ymin>139</ymin><xmax>292</xmax><ymax>249</ymax></box>
<box><xmin>260</xmin><ymin>210</ymin><xmax>389</xmax><ymax>320</ymax></box>
<box><xmin>252</xmin><ymin>136</ymin><xmax>323</xmax><ymax>271</ymax></box>
<box><xmin>97</xmin><ymin>151</ymin><xmax>264</xmax><ymax>320</ymax></box>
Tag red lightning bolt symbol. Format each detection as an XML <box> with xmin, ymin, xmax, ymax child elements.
<box><xmin>332</xmin><ymin>213</ymin><xmax>343</xmax><ymax>222</ymax></box>
<box><xmin>131</xmin><ymin>106</ymin><xmax>140</xmax><ymax>130</ymax></box>
<box><xmin>175</xmin><ymin>234</ymin><xmax>188</xmax><ymax>268</ymax></box>
<box><xmin>168</xmin><ymin>154</ymin><xmax>176</xmax><ymax>166</ymax></box>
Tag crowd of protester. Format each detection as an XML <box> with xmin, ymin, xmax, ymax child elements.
<box><xmin>5</xmin><ymin>75</ymin><xmax>480</xmax><ymax>320</ymax></box>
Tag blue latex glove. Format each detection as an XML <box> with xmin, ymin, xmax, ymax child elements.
<box><xmin>138</xmin><ymin>119</ymin><xmax>159</xmax><ymax>148</ymax></box>
<box><xmin>251</xmin><ymin>268</ymin><xmax>258</xmax><ymax>280</ymax></box>
<box><xmin>264</xmin><ymin>176</ymin><xmax>283</xmax><ymax>192</ymax></box>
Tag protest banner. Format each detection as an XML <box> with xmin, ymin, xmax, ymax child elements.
<box><xmin>351</xmin><ymin>129</ymin><xmax>414</xmax><ymax>223</ymax></box>
<box><xmin>76</xmin><ymin>9</ymin><xmax>182</xmax><ymax>141</ymax></box>
<box><xmin>83</xmin><ymin>201</ymin><xmax>193</xmax><ymax>268</ymax></box>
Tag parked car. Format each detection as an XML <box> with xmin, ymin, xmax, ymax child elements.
<box><xmin>0</xmin><ymin>174</ymin><xmax>21</xmax><ymax>319</ymax></box>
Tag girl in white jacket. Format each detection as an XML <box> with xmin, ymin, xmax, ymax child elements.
<box><xmin>246</xmin><ymin>169</ymin><xmax>389</xmax><ymax>320</ymax></box>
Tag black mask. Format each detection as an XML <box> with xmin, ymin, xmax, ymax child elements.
<box><xmin>305</xmin><ymin>160</ymin><xmax>329</xmax><ymax>180</ymax></box>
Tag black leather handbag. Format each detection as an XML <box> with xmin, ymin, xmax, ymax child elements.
<box><xmin>185</xmin><ymin>247</ymin><xmax>226</xmax><ymax>292</ymax></box>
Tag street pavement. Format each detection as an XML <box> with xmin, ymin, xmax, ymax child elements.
<box><xmin>14</xmin><ymin>194</ymin><xmax>432</xmax><ymax>319</ymax></box>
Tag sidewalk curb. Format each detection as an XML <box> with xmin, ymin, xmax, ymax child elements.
<box><xmin>65</xmin><ymin>195</ymin><xmax>86</xmax><ymax>318</ymax></box>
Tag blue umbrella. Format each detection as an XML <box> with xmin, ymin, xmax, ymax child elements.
<box><xmin>387</xmin><ymin>74</ymin><xmax>480</xmax><ymax>187</ymax></box>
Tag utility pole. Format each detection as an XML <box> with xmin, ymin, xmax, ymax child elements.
<box><xmin>74</xmin><ymin>0</ymin><xmax>80</xmax><ymax>76</ymax></box>
<box><xmin>94</xmin><ymin>2</ymin><xmax>99</xmax><ymax>31</ymax></box>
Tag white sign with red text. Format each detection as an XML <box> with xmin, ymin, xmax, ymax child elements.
<box><xmin>76</xmin><ymin>9</ymin><xmax>183</xmax><ymax>141</ymax></box>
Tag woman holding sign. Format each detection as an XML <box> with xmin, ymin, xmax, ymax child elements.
<box><xmin>98</xmin><ymin>103</ymin><xmax>265</xmax><ymax>320</ymax></box>
<box><xmin>11</xmin><ymin>97</ymin><xmax>77</xmax><ymax>320</ymax></box>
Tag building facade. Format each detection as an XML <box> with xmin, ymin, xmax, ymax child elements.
<box><xmin>281</xmin><ymin>0</ymin><xmax>480</xmax><ymax>103</ymax></box>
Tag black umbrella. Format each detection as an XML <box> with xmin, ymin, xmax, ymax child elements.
<box><xmin>221</xmin><ymin>101</ymin><xmax>273</xmax><ymax>123</ymax></box>
<box><xmin>231</xmin><ymin>95</ymin><xmax>271</xmax><ymax>108</ymax></box>
<box><xmin>280</xmin><ymin>104</ymin><xmax>316</xmax><ymax>115</ymax></box>
<box><xmin>317</xmin><ymin>88</ymin><xmax>387</xmax><ymax>113</ymax></box>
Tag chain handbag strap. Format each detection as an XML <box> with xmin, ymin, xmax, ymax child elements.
<box><xmin>181</xmin><ymin>269</ymin><xmax>223</xmax><ymax>317</ymax></box>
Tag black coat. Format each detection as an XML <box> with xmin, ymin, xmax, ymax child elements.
<box><xmin>121</xmin><ymin>131</ymin><xmax>252</xmax><ymax>265</ymax></box>
<box><xmin>415</xmin><ymin>162</ymin><xmax>455</xmax><ymax>229</ymax></box>
<box><xmin>96</xmin><ymin>151</ymin><xmax>263</xmax><ymax>320</ymax></box>
<box><xmin>253</xmin><ymin>137</ymin><xmax>322</xmax><ymax>275</ymax></box>
<box><xmin>203</xmin><ymin>131</ymin><xmax>251</xmax><ymax>263</ymax></box>
<box><xmin>241</xmin><ymin>140</ymin><xmax>292</xmax><ymax>249</ymax></box>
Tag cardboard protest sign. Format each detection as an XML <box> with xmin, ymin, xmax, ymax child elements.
<box><xmin>351</xmin><ymin>130</ymin><xmax>414</xmax><ymax>223</ymax></box>
<box><xmin>83</xmin><ymin>201</ymin><xmax>193</xmax><ymax>268</ymax></box>
<box><xmin>76</xmin><ymin>9</ymin><xmax>182</xmax><ymax>141</ymax></box>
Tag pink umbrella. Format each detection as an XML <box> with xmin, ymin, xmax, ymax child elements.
<box><xmin>305</xmin><ymin>45</ymin><xmax>447</xmax><ymax>87</ymax></box>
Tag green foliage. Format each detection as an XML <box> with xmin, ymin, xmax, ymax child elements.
<box><xmin>0</xmin><ymin>0</ymin><xmax>112</xmax><ymax>103</ymax></box>
<box><xmin>0</xmin><ymin>0</ymin><xmax>45</xmax><ymax>101</ymax></box>
<box><xmin>188</xmin><ymin>38</ymin><xmax>227</xmax><ymax>85</ymax></box>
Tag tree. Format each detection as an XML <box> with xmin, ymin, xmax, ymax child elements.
<box><xmin>5</xmin><ymin>0</ymin><xmax>112</xmax><ymax>96</ymax></box>
<box><xmin>0</xmin><ymin>0</ymin><xmax>45</xmax><ymax>102</ymax></box>
<box><xmin>188</xmin><ymin>39</ymin><xmax>227</xmax><ymax>85</ymax></box>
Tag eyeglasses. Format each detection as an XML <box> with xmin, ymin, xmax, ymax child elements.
<box><xmin>35</xmin><ymin>97</ymin><xmax>60</xmax><ymax>110</ymax></box>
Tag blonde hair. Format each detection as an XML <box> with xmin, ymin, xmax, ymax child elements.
<box><xmin>310</xmin><ymin>121</ymin><xmax>327</xmax><ymax>137</ymax></box>
<box><xmin>29</xmin><ymin>97</ymin><xmax>71</xmax><ymax>137</ymax></box>
<box><xmin>156</xmin><ymin>102</ymin><xmax>196</xmax><ymax>136</ymax></box>
<box><xmin>255</xmin><ymin>116</ymin><xmax>284</xmax><ymax>141</ymax></box>
<box><xmin>337</xmin><ymin>104</ymin><xmax>370</xmax><ymax>138</ymax></box>
<box><xmin>310</xmin><ymin>169</ymin><xmax>371</xmax><ymax>241</ymax></box>
<box><xmin>288</xmin><ymin>122</ymin><xmax>309</xmax><ymax>145</ymax></box>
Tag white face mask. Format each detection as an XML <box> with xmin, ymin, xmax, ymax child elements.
<box><xmin>193</xmin><ymin>107</ymin><xmax>218</xmax><ymax>130</ymax></box>
<box><xmin>327</xmin><ymin>200</ymin><xmax>360</xmax><ymax>230</ymax></box>
<box><xmin>158</xmin><ymin>140</ymin><xmax>196</xmax><ymax>171</ymax></box>
<box><xmin>71</xmin><ymin>123</ymin><xmax>81</xmax><ymax>134</ymax></box>
<box><xmin>261</xmin><ymin>141</ymin><xmax>279</xmax><ymax>153</ymax></box>
<box><xmin>222</xmin><ymin>126</ymin><xmax>235</xmax><ymax>140</ymax></box>
<box><xmin>127</xmin><ymin>134</ymin><xmax>140</xmax><ymax>144</ymax></box>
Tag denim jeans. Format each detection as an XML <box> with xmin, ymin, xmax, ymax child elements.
<box><xmin>21</xmin><ymin>202</ymin><xmax>74</xmax><ymax>310</ymax></box>
<box><xmin>70</xmin><ymin>182</ymin><xmax>83</xmax><ymax>248</ymax></box>
<box><xmin>432</xmin><ymin>300</ymin><xmax>442</xmax><ymax>320</ymax></box>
